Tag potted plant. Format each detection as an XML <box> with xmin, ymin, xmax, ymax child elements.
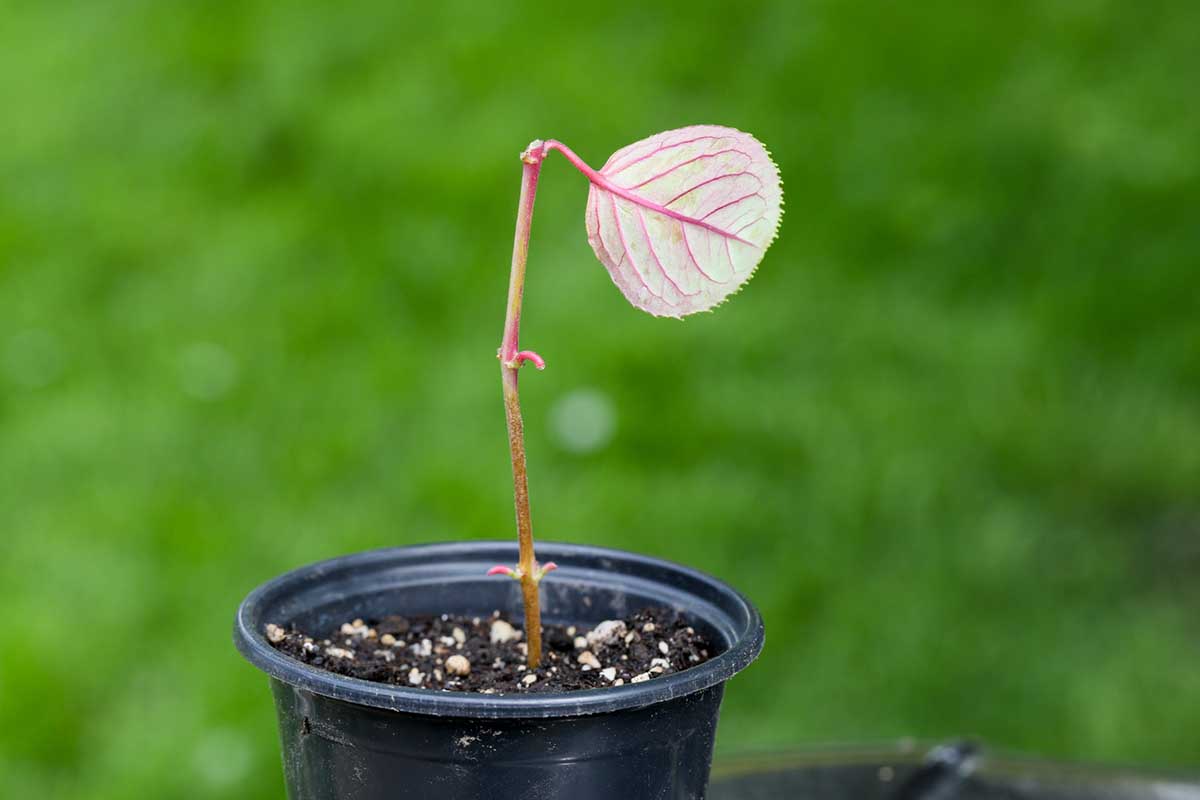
<box><xmin>235</xmin><ymin>125</ymin><xmax>782</xmax><ymax>799</ymax></box>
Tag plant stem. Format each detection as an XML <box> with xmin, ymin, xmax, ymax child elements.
<box><xmin>500</xmin><ymin>143</ymin><xmax>546</xmax><ymax>668</ymax></box>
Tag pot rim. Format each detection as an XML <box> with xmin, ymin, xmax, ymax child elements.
<box><xmin>234</xmin><ymin>540</ymin><xmax>764</xmax><ymax>719</ymax></box>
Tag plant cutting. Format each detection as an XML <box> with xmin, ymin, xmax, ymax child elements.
<box><xmin>485</xmin><ymin>127</ymin><xmax>783</xmax><ymax>668</ymax></box>
<box><xmin>235</xmin><ymin>125</ymin><xmax>781</xmax><ymax>800</ymax></box>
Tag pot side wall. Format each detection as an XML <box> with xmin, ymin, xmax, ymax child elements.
<box><xmin>272</xmin><ymin>679</ymin><xmax>726</xmax><ymax>800</ymax></box>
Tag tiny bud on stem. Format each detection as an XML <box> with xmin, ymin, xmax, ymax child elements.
<box><xmin>513</xmin><ymin>350</ymin><xmax>546</xmax><ymax>370</ymax></box>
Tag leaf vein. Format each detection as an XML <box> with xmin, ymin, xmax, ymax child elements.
<box><xmin>605</xmin><ymin>134</ymin><xmax>720</xmax><ymax>177</ymax></box>
<box><xmin>610</xmin><ymin>196</ymin><xmax>665</xmax><ymax>303</ymax></box>
<box><xmin>701</xmin><ymin>191</ymin><xmax>766</xmax><ymax>221</ymax></box>
<box><xmin>636</xmin><ymin>207</ymin><xmax>696</xmax><ymax>298</ymax></box>
<box><xmin>663</xmin><ymin>170</ymin><xmax>762</xmax><ymax>209</ymax></box>
<box><xmin>681</xmin><ymin>224</ymin><xmax>722</xmax><ymax>284</ymax></box>
<box><xmin>624</xmin><ymin>149</ymin><xmax>749</xmax><ymax>191</ymax></box>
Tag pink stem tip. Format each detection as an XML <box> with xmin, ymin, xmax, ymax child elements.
<box><xmin>487</xmin><ymin>565</ymin><xmax>517</xmax><ymax>577</ymax></box>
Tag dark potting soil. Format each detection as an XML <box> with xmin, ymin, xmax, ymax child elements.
<box><xmin>266</xmin><ymin>608</ymin><xmax>714</xmax><ymax>694</ymax></box>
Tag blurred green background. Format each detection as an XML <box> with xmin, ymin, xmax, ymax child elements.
<box><xmin>2</xmin><ymin>0</ymin><xmax>1198</xmax><ymax>797</ymax></box>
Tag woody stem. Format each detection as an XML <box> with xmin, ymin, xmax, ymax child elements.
<box><xmin>499</xmin><ymin>144</ymin><xmax>547</xmax><ymax>668</ymax></box>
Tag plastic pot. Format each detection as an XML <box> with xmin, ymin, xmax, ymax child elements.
<box><xmin>234</xmin><ymin>541</ymin><xmax>765</xmax><ymax>800</ymax></box>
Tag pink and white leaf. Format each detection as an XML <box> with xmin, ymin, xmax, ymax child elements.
<box><xmin>582</xmin><ymin>125</ymin><xmax>782</xmax><ymax>318</ymax></box>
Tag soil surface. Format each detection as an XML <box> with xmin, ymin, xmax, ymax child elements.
<box><xmin>266</xmin><ymin>608</ymin><xmax>715</xmax><ymax>694</ymax></box>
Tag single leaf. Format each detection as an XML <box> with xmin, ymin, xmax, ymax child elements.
<box><xmin>583</xmin><ymin>125</ymin><xmax>782</xmax><ymax>318</ymax></box>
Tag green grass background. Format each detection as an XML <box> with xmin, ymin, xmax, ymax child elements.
<box><xmin>2</xmin><ymin>1</ymin><xmax>1198</xmax><ymax>797</ymax></box>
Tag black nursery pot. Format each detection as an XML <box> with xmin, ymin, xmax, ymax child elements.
<box><xmin>234</xmin><ymin>541</ymin><xmax>765</xmax><ymax>800</ymax></box>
